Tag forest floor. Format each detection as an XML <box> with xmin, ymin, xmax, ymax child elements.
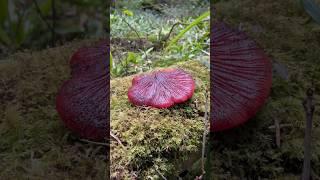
<box><xmin>0</xmin><ymin>39</ymin><xmax>108</xmax><ymax>180</ymax></box>
<box><xmin>110</xmin><ymin>61</ymin><xmax>209</xmax><ymax>179</ymax></box>
<box><xmin>0</xmin><ymin>0</ymin><xmax>320</xmax><ymax>179</ymax></box>
<box><xmin>209</xmin><ymin>0</ymin><xmax>320</xmax><ymax>179</ymax></box>
<box><xmin>110</xmin><ymin>1</ymin><xmax>210</xmax><ymax>179</ymax></box>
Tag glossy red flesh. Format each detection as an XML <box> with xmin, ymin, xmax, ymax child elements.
<box><xmin>128</xmin><ymin>69</ymin><xmax>195</xmax><ymax>108</ymax></box>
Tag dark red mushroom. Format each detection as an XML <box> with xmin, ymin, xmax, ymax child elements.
<box><xmin>55</xmin><ymin>22</ymin><xmax>271</xmax><ymax>139</ymax></box>
<box><xmin>56</xmin><ymin>41</ymin><xmax>109</xmax><ymax>141</ymax></box>
<box><xmin>128</xmin><ymin>68</ymin><xmax>195</xmax><ymax>108</ymax></box>
<box><xmin>211</xmin><ymin>22</ymin><xmax>272</xmax><ymax>132</ymax></box>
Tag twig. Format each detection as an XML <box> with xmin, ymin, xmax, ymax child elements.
<box><xmin>269</xmin><ymin>120</ymin><xmax>293</xmax><ymax>148</ymax></box>
<box><xmin>119</xmin><ymin>13</ymin><xmax>150</xmax><ymax>68</ymax></box>
<box><xmin>201</xmin><ymin>90</ymin><xmax>209</xmax><ymax>175</ymax></box>
<box><xmin>269</xmin><ymin>105</ymin><xmax>293</xmax><ymax>148</ymax></box>
<box><xmin>32</xmin><ymin>0</ymin><xmax>55</xmax><ymax>45</ymax></box>
<box><xmin>154</xmin><ymin>22</ymin><xmax>187</xmax><ymax>50</ymax></box>
<box><xmin>302</xmin><ymin>87</ymin><xmax>315</xmax><ymax>180</ymax></box>
<box><xmin>204</xmin><ymin>91</ymin><xmax>213</xmax><ymax>179</ymax></box>
<box><xmin>110</xmin><ymin>131</ymin><xmax>125</xmax><ymax>148</ymax></box>
<box><xmin>121</xmin><ymin>16</ymin><xmax>142</xmax><ymax>43</ymax></box>
<box><xmin>268</xmin><ymin>124</ymin><xmax>292</xmax><ymax>129</ymax></box>
<box><xmin>162</xmin><ymin>22</ymin><xmax>187</xmax><ymax>43</ymax></box>
<box><xmin>201</xmin><ymin>50</ymin><xmax>210</xmax><ymax>56</ymax></box>
<box><xmin>155</xmin><ymin>166</ymin><xmax>167</xmax><ymax>180</ymax></box>
<box><xmin>274</xmin><ymin>118</ymin><xmax>281</xmax><ymax>148</ymax></box>
<box><xmin>79</xmin><ymin>139</ymin><xmax>109</xmax><ymax>146</ymax></box>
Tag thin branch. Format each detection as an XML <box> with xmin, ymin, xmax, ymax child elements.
<box><xmin>119</xmin><ymin>14</ymin><xmax>150</xmax><ymax>68</ymax></box>
<box><xmin>32</xmin><ymin>0</ymin><xmax>56</xmax><ymax>46</ymax></box>
<box><xmin>268</xmin><ymin>124</ymin><xmax>292</xmax><ymax>129</ymax></box>
<box><xmin>162</xmin><ymin>22</ymin><xmax>187</xmax><ymax>43</ymax></box>
<box><xmin>274</xmin><ymin>118</ymin><xmax>281</xmax><ymax>148</ymax></box>
<box><xmin>79</xmin><ymin>139</ymin><xmax>109</xmax><ymax>146</ymax></box>
<box><xmin>302</xmin><ymin>87</ymin><xmax>315</xmax><ymax>180</ymax></box>
<box><xmin>110</xmin><ymin>131</ymin><xmax>125</xmax><ymax>148</ymax></box>
<box><xmin>120</xmin><ymin>15</ymin><xmax>142</xmax><ymax>43</ymax></box>
<box><xmin>200</xmin><ymin>50</ymin><xmax>210</xmax><ymax>56</ymax></box>
<box><xmin>201</xmin><ymin>90</ymin><xmax>209</xmax><ymax>175</ymax></box>
<box><xmin>155</xmin><ymin>166</ymin><xmax>167</xmax><ymax>180</ymax></box>
<box><xmin>32</xmin><ymin>0</ymin><xmax>54</xmax><ymax>33</ymax></box>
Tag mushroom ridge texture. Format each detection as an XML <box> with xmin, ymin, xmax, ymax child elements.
<box><xmin>128</xmin><ymin>68</ymin><xmax>196</xmax><ymax>108</ymax></box>
<box><xmin>56</xmin><ymin>40</ymin><xmax>109</xmax><ymax>141</ymax></box>
<box><xmin>211</xmin><ymin>22</ymin><xmax>272</xmax><ymax>132</ymax></box>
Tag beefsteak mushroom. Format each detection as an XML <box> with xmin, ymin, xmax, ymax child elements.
<box><xmin>128</xmin><ymin>68</ymin><xmax>195</xmax><ymax>108</ymax></box>
<box><xmin>56</xmin><ymin>41</ymin><xmax>109</xmax><ymax>141</ymax></box>
<box><xmin>211</xmin><ymin>22</ymin><xmax>272</xmax><ymax>132</ymax></box>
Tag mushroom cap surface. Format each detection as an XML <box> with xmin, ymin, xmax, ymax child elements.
<box><xmin>128</xmin><ymin>68</ymin><xmax>195</xmax><ymax>108</ymax></box>
<box><xmin>56</xmin><ymin>41</ymin><xmax>109</xmax><ymax>141</ymax></box>
<box><xmin>211</xmin><ymin>22</ymin><xmax>272</xmax><ymax>132</ymax></box>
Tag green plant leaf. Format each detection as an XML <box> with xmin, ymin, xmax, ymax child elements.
<box><xmin>301</xmin><ymin>0</ymin><xmax>320</xmax><ymax>24</ymax></box>
<box><xmin>166</xmin><ymin>11</ymin><xmax>210</xmax><ymax>50</ymax></box>
<box><xmin>145</xmin><ymin>47</ymin><xmax>154</xmax><ymax>54</ymax></box>
<box><xmin>0</xmin><ymin>0</ymin><xmax>8</xmax><ymax>24</ymax></box>
<box><xmin>126</xmin><ymin>52</ymin><xmax>139</xmax><ymax>64</ymax></box>
<box><xmin>122</xmin><ymin>9</ymin><xmax>134</xmax><ymax>17</ymax></box>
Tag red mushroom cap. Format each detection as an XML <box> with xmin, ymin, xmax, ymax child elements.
<box><xmin>56</xmin><ymin>41</ymin><xmax>109</xmax><ymax>141</ymax></box>
<box><xmin>128</xmin><ymin>68</ymin><xmax>195</xmax><ymax>108</ymax></box>
<box><xmin>211</xmin><ymin>22</ymin><xmax>272</xmax><ymax>132</ymax></box>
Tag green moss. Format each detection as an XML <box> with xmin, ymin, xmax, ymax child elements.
<box><xmin>206</xmin><ymin>0</ymin><xmax>320</xmax><ymax>178</ymax></box>
<box><xmin>110</xmin><ymin>61</ymin><xmax>209</xmax><ymax>179</ymax></box>
<box><xmin>0</xmin><ymin>39</ymin><xmax>108</xmax><ymax>179</ymax></box>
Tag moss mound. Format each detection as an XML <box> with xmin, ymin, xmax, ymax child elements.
<box><xmin>0</xmin><ymin>39</ymin><xmax>108</xmax><ymax>179</ymax></box>
<box><xmin>110</xmin><ymin>61</ymin><xmax>209</xmax><ymax>179</ymax></box>
<box><xmin>208</xmin><ymin>0</ymin><xmax>320</xmax><ymax>179</ymax></box>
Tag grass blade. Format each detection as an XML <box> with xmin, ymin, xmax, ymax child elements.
<box><xmin>166</xmin><ymin>11</ymin><xmax>209</xmax><ymax>50</ymax></box>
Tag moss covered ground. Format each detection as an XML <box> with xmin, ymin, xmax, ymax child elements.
<box><xmin>110</xmin><ymin>61</ymin><xmax>209</xmax><ymax>179</ymax></box>
<box><xmin>208</xmin><ymin>0</ymin><xmax>320</xmax><ymax>179</ymax></box>
<box><xmin>1</xmin><ymin>0</ymin><xmax>320</xmax><ymax>179</ymax></box>
<box><xmin>0</xmin><ymin>39</ymin><xmax>107</xmax><ymax>179</ymax></box>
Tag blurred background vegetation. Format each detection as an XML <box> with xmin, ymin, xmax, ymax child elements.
<box><xmin>110</xmin><ymin>0</ymin><xmax>210</xmax><ymax>78</ymax></box>
<box><xmin>0</xmin><ymin>0</ymin><xmax>108</xmax><ymax>179</ymax></box>
<box><xmin>0</xmin><ymin>0</ymin><xmax>106</xmax><ymax>59</ymax></box>
<box><xmin>207</xmin><ymin>0</ymin><xmax>320</xmax><ymax>179</ymax></box>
